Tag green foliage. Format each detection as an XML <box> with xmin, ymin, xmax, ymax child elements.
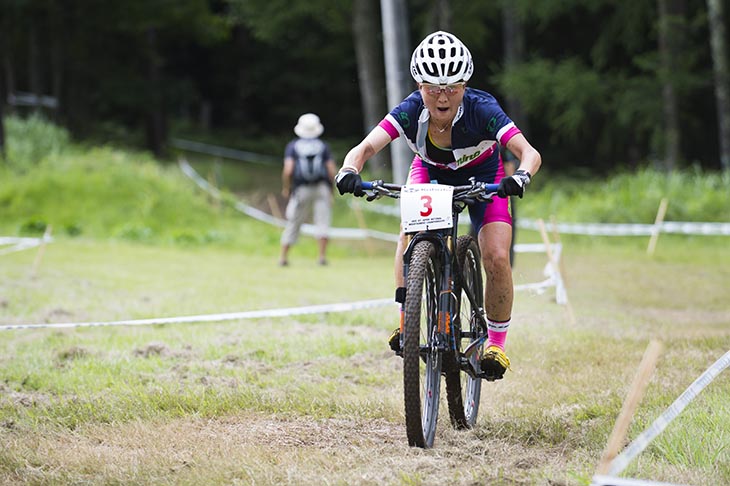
<box><xmin>496</xmin><ymin>58</ymin><xmax>607</xmax><ymax>145</ymax></box>
<box><xmin>0</xmin><ymin>0</ymin><xmax>724</xmax><ymax>171</ymax></box>
<box><xmin>0</xmin><ymin>117</ymin><xmax>276</xmax><ymax>246</ymax></box>
<box><xmin>4</xmin><ymin>114</ymin><xmax>71</xmax><ymax>171</ymax></box>
<box><xmin>227</xmin><ymin>0</ymin><xmax>350</xmax><ymax>40</ymax></box>
<box><xmin>525</xmin><ymin>167</ymin><xmax>730</xmax><ymax>223</ymax></box>
<box><xmin>648</xmin><ymin>388</ymin><xmax>730</xmax><ymax>471</ymax></box>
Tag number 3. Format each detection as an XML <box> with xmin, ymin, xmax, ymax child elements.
<box><xmin>420</xmin><ymin>195</ymin><xmax>433</xmax><ymax>217</ymax></box>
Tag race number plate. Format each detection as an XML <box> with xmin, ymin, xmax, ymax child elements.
<box><xmin>400</xmin><ymin>184</ymin><xmax>454</xmax><ymax>232</ymax></box>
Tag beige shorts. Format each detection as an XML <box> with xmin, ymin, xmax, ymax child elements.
<box><xmin>280</xmin><ymin>181</ymin><xmax>332</xmax><ymax>245</ymax></box>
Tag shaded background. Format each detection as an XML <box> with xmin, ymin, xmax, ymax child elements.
<box><xmin>1</xmin><ymin>0</ymin><xmax>728</xmax><ymax>175</ymax></box>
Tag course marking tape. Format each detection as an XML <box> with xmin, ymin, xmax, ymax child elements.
<box><xmin>519</xmin><ymin>219</ymin><xmax>730</xmax><ymax>237</ymax></box>
<box><xmin>0</xmin><ymin>298</ymin><xmax>395</xmax><ymax>331</ymax></box>
<box><xmin>180</xmin><ymin>159</ymin><xmax>565</xmax><ymax>302</ymax></box>
<box><xmin>0</xmin><ymin>236</ymin><xmax>53</xmax><ymax>256</ymax></box>
<box><xmin>607</xmin><ymin>350</ymin><xmax>730</xmax><ymax>477</ymax></box>
<box><xmin>171</xmin><ymin>138</ymin><xmax>280</xmax><ymax>165</ymax></box>
<box><xmin>591</xmin><ymin>475</ymin><xmax>687</xmax><ymax>486</ymax></box>
<box><xmin>351</xmin><ymin>197</ymin><xmax>730</xmax><ymax>236</ymax></box>
<box><xmin>173</xmin><ymin>139</ymin><xmax>729</xmax><ymax>237</ymax></box>
<box><xmin>179</xmin><ymin>159</ymin><xmax>399</xmax><ymax>242</ymax></box>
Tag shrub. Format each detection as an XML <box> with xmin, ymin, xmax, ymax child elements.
<box><xmin>4</xmin><ymin>114</ymin><xmax>71</xmax><ymax>171</ymax></box>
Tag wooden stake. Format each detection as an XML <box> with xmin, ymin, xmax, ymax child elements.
<box><xmin>596</xmin><ymin>340</ymin><xmax>663</xmax><ymax>475</ymax></box>
<box><xmin>31</xmin><ymin>224</ymin><xmax>52</xmax><ymax>278</ymax></box>
<box><xmin>537</xmin><ymin>218</ymin><xmax>575</xmax><ymax>324</ymax></box>
<box><xmin>549</xmin><ymin>215</ymin><xmax>568</xmax><ymax>286</ymax></box>
<box><xmin>647</xmin><ymin>198</ymin><xmax>668</xmax><ymax>256</ymax></box>
<box><xmin>207</xmin><ymin>171</ymin><xmax>221</xmax><ymax>210</ymax></box>
<box><xmin>549</xmin><ymin>215</ymin><xmax>561</xmax><ymax>245</ymax></box>
<box><xmin>267</xmin><ymin>193</ymin><xmax>283</xmax><ymax>220</ymax></box>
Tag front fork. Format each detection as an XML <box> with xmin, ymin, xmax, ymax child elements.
<box><xmin>399</xmin><ymin>233</ymin><xmax>459</xmax><ymax>356</ymax></box>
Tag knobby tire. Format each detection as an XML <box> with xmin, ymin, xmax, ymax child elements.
<box><xmin>403</xmin><ymin>240</ymin><xmax>441</xmax><ymax>448</ymax></box>
<box><xmin>444</xmin><ymin>235</ymin><xmax>484</xmax><ymax>429</ymax></box>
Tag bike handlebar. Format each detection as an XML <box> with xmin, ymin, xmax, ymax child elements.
<box><xmin>360</xmin><ymin>180</ymin><xmax>501</xmax><ymax>202</ymax></box>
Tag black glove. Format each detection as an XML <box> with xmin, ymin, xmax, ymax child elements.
<box><xmin>497</xmin><ymin>169</ymin><xmax>531</xmax><ymax>198</ymax></box>
<box><xmin>335</xmin><ymin>170</ymin><xmax>364</xmax><ymax>196</ymax></box>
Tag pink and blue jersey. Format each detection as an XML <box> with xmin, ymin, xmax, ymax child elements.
<box><xmin>379</xmin><ymin>88</ymin><xmax>521</xmax><ymax>178</ymax></box>
<box><xmin>378</xmin><ymin>88</ymin><xmax>521</xmax><ymax>228</ymax></box>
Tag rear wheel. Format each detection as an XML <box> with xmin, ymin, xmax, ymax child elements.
<box><xmin>445</xmin><ymin>235</ymin><xmax>484</xmax><ymax>429</ymax></box>
<box><xmin>403</xmin><ymin>240</ymin><xmax>441</xmax><ymax>448</ymax></box>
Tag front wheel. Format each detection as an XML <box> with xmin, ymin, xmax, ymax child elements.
<box><xmin>445</xmin><ymin>235</ymin><xmax>485</xmax><ymax>429</ymax></box>
<box><xmin>403</xmin><ymin>240</ymin><xmax>441</xmax><ymax>448</ymax></box>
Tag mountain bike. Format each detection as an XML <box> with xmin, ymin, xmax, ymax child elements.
<box><xmin>360</xmin><ymin>178</ymin><xmax>500</xmax><ymax>448</ymax></box>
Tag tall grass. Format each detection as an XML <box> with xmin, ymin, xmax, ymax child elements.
<box><xmin>1</xmin><ymin>117</ymin><xmax>728</xmax><ymax>484</ymax></box>
<box><xmin>3</xmin><ymin>113</ymin><xmax>71</xmax><ymax>171</ymax></box>
<box><xmin>524</xmin><ymin>167</ymin><xmax>730</xmax><ymax>223</ymax></box>
<box><xmin>3</xmin><ymin>115</ymin><xmax>728</xmax><ymax>246</ymax></box>
<box><xmin>0</xmin><ymin>116</ymin><xmax>281</xmax><ymax>248</ymax></box>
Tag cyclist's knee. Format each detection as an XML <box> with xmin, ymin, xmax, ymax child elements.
<box><xmin>481</xmin><ymin>246</ymin><xmax>511</xmax><ymax>274</ymax></box>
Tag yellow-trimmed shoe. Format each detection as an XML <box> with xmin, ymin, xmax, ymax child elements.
<box><xmin>480</xmin><ymin>345</ymin><xmax>511</xmax><ymax>381</ymax></box>
<box><xmin>388</xmin><ymin>328</ymin><xmax>402</xmax><ymax>355</ymax></box>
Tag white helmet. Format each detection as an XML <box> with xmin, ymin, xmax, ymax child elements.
<box><xmin>410</xmin><ymin>31</ymin><xmax>473</xmax><ymax>85</ymax></box>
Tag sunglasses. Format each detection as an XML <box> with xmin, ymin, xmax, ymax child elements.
<box><xmin>420</xmin><ymin>82</ymin><xmax>466</xmax><ymax>96</ymax></box>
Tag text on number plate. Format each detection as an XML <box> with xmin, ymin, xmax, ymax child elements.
<box><xmin>400</xmin><ymin>184</ymin><xmax>454</xmax><ymax>232</ymax></box>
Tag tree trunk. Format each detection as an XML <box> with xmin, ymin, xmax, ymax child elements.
<box><xmin>145</xmin><ymin>28</ymin><xmax>166</xmax><ymax>158</ymax></box>
<box><xmin>28</xmin><ymin>19</ymin><xmax>42</xmax><ymax>114</ymax></box>
<box><xmin>707</xmin><ymin>0</ymin><xmax>730</xmax><ymax>172</ymax></box>
<box><xmin>49</xmin><ymin>1</ymin><xmax>63</xmax><ymax>123</ymax></box>
<box><xmin>501</xmin><ymin>0</ymin><xmax>527</xmax><ymax>266</ymax></box>
<box><xmin>0</xmin><ymin>73</ymin><xmax>4</xmax><ymax>160</ymax></box>
<box><xmin>427</xmin><ymin>0</ymin><xmax>452</xmax><ymax>32</ymax></box>
<box><xmin>380</xmin><ymin>0</ymin><xmax>412</xmax><ymax>183</ymax></box>
<box><xmin>0</xmin><ymin>29</ymin><xmax>6</xmax><ymax>159</ymax></box>
<box><xmin>656</xmin><ymin>0</ymin><xmax>685</xmax><ymax>171</ymax></box>
<box><xmin>352</xmin><ymin>0</ymin><xmax>389</xmax><ymax>174</ymax></box>
<box><xmin>501</xmin><ymin>0</ymin><xmax>528</xmax><ymax>131</ymax></box>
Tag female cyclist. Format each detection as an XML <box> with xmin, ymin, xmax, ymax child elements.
<box><xmin>336</xmin><ymin>31</ymin><xmax>541</xmax><ymax>381</ymax></box>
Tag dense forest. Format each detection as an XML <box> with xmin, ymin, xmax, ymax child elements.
<box><xmin>0</xmin><ymin>0</ymin><xmax>728</xmax><ymax>175</ymax></box>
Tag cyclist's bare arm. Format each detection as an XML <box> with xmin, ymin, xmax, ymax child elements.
<box><xmin>505</xmin><ymin>133</ymin><xmax>541</xmax><ymax>177</ymax></box>
<box><xmin>340</xmin><ymin>126</ymin><xmax>392</xmax><ymax>174</ymax></box>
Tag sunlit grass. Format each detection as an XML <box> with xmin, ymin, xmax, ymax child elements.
<box><xmin>1</xmin><ymin>116</ymin><xmax>728</xmax><ymax>485</ymax></box>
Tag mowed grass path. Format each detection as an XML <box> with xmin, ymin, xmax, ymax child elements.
<box><xmin>1</xmin><ymin>233</ymin><xmax>728</xmax><ymax>485</ymax></box>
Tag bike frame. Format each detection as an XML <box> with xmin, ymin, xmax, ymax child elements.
<box><xmin>362</xmin><ymin>179</ymin><xmax>498</xmax><ymax>376</ymax></box>
<box><xmin>401</xmin><ymin>204</ymin><xmax>466</xmax><ymax>361</ymax></box>
<box><xmin>359</xmin><ymin>179</ymin><xmax>501</xmax><ymax>447</ymax></box>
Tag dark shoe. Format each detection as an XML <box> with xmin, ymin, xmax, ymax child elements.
<box><xmin>480</xmin><ymin>345</ymin><xmax>511</xmax><ymax>381</ymax></box>
<box><xmin>278</xmin><ymin>260</ymin><xmax>288</xmax><ymax>267</ymax></box>
<box><xmin>318</xmin><ymin>258</ymin><xmax>328</xmax><ymax>266</ymax></box>
<box><xmin>388</xmin><ymin>328</ymin><xmax>402</xmax><ymax>355</ymax></box>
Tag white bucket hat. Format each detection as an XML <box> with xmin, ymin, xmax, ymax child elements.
<box><xmin>294</xmin><ymin>113</ymin><xmax>324</xmax><ymax>139</ymax></box>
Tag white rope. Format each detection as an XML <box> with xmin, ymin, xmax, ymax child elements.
<box><xmin>170</xmin><ymin>138</ymin><xmax>280</xmax><ymax>164</ymax></box>
<box><xmin>591</xmin><ymin>475</ymin><xmax>688</xmax><ymax>486</ymax></box>
<box><xmin>179</xmin><ymin>159</ymin><xmax>399</xmax><ymax>242</ymax></box>
<box><xmin>518</xmin><ymin>219</ymin><xmax>730</xmax><ymax>236</ymax></box>
<box><xmin>606</xmin><ymin>350</ymin><xmax>730</xmax><ymax>477</ymax></box>
<box><xmin>350</xmin><ymin>196</ymin><xmax>730</xmax><ymax>236</ymax></box>
<box><xmin>173</xmin><ymin>139</ymin><xmax>729</xmax><ymax>237</ymax></box>
<box><xmin>0</xmin><ymin>298</ymin><xmax>395</xmax><ymax>331</ymax></box>
<box><xmin>0</xmin><ymin>236</ymin><xmax>53</xmax><ymax>256</ymax></box>
<box><xmin>180</xmin><ymin>158</ymin><xmax>566</xmax><ymax>302</ymax></box>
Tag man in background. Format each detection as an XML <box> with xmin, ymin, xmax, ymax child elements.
<box><xmin>279</xmin><ymin>113</ymin><xmax>336</xmax><ymax>266</ymax></box>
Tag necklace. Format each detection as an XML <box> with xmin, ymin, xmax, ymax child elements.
<box><xmin>432</xmin><ymin>119</ymin><xmax>451</xmax><ymax>133</ymax></box>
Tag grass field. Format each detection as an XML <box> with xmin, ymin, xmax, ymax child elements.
<box><xmin>1</xmin><ymin>118</ymin><xmax>728</xmax><ymax>485</ymax></box>
<box><xmin>1</xmin><ymin>230</ymin><xmax>728</xmax><ymax>486</ymax></box>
